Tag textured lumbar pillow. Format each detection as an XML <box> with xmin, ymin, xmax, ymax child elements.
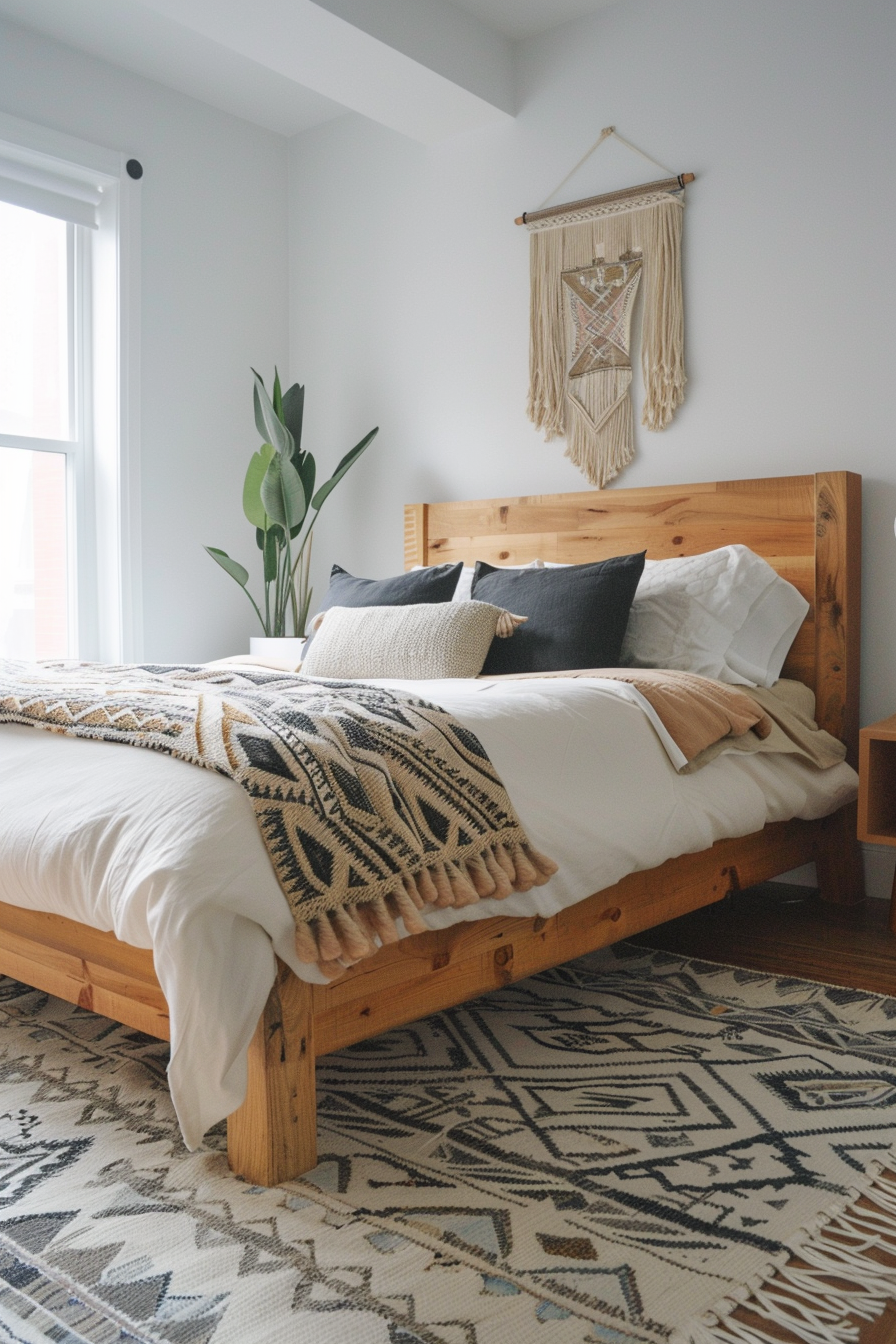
<box><xmin>301</xmin><ymin>601</ymin><xmax>526</xmax><ymax>680</ymax></box>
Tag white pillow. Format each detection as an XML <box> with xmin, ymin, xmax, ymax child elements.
<box><xmin>412</xmin><ymin>560</ymin><xmax>544</xmax><ymax>604</ymax></box>
<box><xmin>724</xmin><ymin>581</ymin><xmax>808</xmax><ymax>686</ymax></box>
<box><xmin>620</xmin><ymin>545</ymin><xmax>809</xmax><ymax>687</ymax></box>
<box><xmin>301</xmin><ymin>601</ymin><xmax>525</xmax><ymax>680</ymax></box>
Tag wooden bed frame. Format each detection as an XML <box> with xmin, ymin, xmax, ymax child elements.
<box><xmin>0</xmin><ymin>471</ymin><xmax>865</xmax><ymax>1186</ymax></box>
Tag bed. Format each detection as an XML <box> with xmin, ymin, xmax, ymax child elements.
<box><xmin>0</xmin><ymin>470</ymin><xmax>864</xmax><ymax>1186</ymax></box>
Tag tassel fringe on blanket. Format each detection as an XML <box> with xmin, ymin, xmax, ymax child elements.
<box><xmin>678</xmin><ymin>1166</ymin><xmax>896</xmax><ymax>1344</ymax></box>
<box><xmin>294</xmin><ymin>839</ymin><xmax>557</xmax><ymax>978</ymax></box>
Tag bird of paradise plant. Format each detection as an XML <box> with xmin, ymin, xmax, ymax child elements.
<box><xmin>205</xmin><ymin>370</ymin><xmax>377</xmax><ymax>637</ymax></box>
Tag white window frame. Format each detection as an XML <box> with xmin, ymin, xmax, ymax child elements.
<box><xmin>0</xmin><ymin>112</ymin><xmax>142</xmax><ymax>663</ymax></box>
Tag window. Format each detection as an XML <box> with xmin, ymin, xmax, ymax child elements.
<box><xmin>0</xmin><ymin>114</ymin><xmax>141</xmax><ymax>663</ymax></box>
<box><xmin>0</xmin><ymin>203</ymin><xmax>76</xmax><ymax>658</ymax></box>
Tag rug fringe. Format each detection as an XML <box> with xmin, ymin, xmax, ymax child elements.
<box><xmin>676</xmin><ymin>1168</ymin><xmax>896</xmax><ymax>1344</ymax></box>
<box><xmin>295</xmin><ymin>840</ymin><xmax>558</xmax><ymax>978</ymax></box>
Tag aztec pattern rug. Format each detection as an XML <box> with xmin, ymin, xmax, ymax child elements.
<box><xmin>0</xmin><ymin>661</ymin><xmax>553</xmax><ymax>974</ymax></box>
<box><xmin>0</xmin><ymin>947</ymin><xmax>895</xmax><ymax>1344</ymax></box>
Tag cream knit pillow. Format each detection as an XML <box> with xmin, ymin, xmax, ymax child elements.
<box><xmin>301</xmin><ymin>601</ymin><xmax>525</xmax><ymax>680</ymax></box>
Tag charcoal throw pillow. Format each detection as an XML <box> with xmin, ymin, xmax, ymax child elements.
<box><xmin>322</xmin><ymin>562</ymin><xmax>463</xmax><ymax>610</ymax></box>
<box><xmin>304</xmin><ymin>561</ymin><xmax>464</xmax><ymax>648</ymax></box>
<box><xmin>471</xmin><ymin>551</ymin><xmax>646</xmax><ymax>675</ymax></box>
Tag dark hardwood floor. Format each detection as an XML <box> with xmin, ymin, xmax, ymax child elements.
<box><xmin>630</xmin><ymin>882</ymin><xmax>896</xmax><ymax>1344</ymax></box>
<box><xmin>630</xmin><ymin>881</ymin><xmax>896</xmax><ymax>996</ymax></box>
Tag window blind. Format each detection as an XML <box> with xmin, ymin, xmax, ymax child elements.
<box><xmin>0</xmin><ymin>151</ymin><xmax>103</xmax><ymax>228</ymax></box>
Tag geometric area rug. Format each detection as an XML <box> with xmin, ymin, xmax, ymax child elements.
<box><xmin>1</xmin><ymin>947</ymin><xmax>896</xmax><ymax>1344</ymax></box>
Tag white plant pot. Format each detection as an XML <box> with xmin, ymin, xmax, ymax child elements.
<box><xmin>249</xmin><ymin>636</ymin><xmax>306</xmax><ymax>669</ymax></box>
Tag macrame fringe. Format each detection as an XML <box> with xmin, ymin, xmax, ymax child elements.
<box><xmin>564</xmin><ymin>368</ymin><xmax>635</xmax><ymax>488</ymax></box>
<box><xmin>641</xmin><ymin>195</ymin><xmax>686</xmax><ymax>431</ymax></box>
<box><xmin>676</xmin><ymin>1168</ymin><xmax>896</xmax><ymax>1344</ymax></box>
<box><xmin>527</xmin><ymin>221</ymin><xmax>567</xmax><ymax>441</ymax></box>
<box><xmin>294</xmin><ymin>841</ymin><xmax>558</xmax><ymax>978</ymax></box>
<box><xmin>526</xmin><ymin>194</ymin><xmax>685</xmax><ymax>488</ymax></box>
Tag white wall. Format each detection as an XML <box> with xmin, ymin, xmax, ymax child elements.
<box><xmin>0</xmin><ymin>17</ymin><xmax>290</xmax><ymax>661</ymax></box>
<box><xmin>289</xmin><ymin>0</ymin><xmax>896</xmax><ymax>891</ymax></box>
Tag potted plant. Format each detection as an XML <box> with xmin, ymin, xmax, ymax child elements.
<box><xmin>206</xmin><ymin>370</ymin><xmax>377</xmax><ymax>662</ymax></box>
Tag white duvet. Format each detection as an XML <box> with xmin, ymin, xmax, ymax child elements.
<box><xmin>0</xmin><ymin>676</ymin><xmax>858</xmax><ymax>1146</ymax></box>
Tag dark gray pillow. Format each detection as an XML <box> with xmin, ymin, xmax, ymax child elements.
<box><xmin>321</xmin><ymin>562</ymin><xmax>463</xmax><ymax>612</ymax></box>
<box><xmin>304</xmin><ymin>562</ymin><xmax>464</xmax><ymax>645</ymax></box>
<box><xmin>471</xmin><ymin>552</ymin><xmax>646</xmax><ymax>675</ymax></box>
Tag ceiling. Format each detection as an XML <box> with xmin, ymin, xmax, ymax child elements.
<box><xmin>452</xmin><ymin>0</ymin><xmax>616</xmax><ymax>41</ymax></box>
<box><xmin>0</xmin><ymin>0</ymin><xmax>617</xmax><ymax>142</ymax></box>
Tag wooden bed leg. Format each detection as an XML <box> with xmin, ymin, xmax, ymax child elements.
<box><xmin>815</xmin><ymin>801</ymin><xmax>865</xmax><ymax>906</ymax></box>
<box><xmin>227</xmin><ymin>960</ymin><xmax>317</xmax><ymax>1186</ymax></box>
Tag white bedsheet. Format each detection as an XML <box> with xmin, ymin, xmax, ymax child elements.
<box><xmin>0</xmin><ymin>677</ymin><xmax>858</xmax><ymax>1146</ymax></box>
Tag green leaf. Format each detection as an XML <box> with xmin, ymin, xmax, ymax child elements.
<box><xmin>261</xmin><ymin>453</ymin><xmax>306</xmax><ymax>531</ymax></box>
<box><xmin>263</xmin><ymin>528</ymin><xmax>278</xmax><ymax>583</ymax></box>
<box><xmin>280</xmin><ymin>456</ymin><xmax>307</xmax><ymax>531</ymax></box>
<box><xmin>242</xmin><ymin>442</ymin><xmax>276</xmax><ymax>528</ymax></box>
<box><xmin>297</xmin><ymin>449</ymin><xmax>316</xmax><ymax>511</ymax></box>
<box><xmin>204</xmin><ymin>546</ymin><xmax>249</xmax><ymax>587</ymax></box>
<box><xmin>272</xmin><ymin>368</ymin><xmax>283</xmax><ymax>421</ymax></box>
<box><xmin>252</xmin><ymin>370</ymin><xmax>293</xmax><ymax>458</ymax></box>
<box><xmin>260</xmin><ymin>455</ymin><xmax>285</xmax><ymax>526</ymax></box>
<box><xmin>311</xmin><ymin>427</ymin><xmax>378</xmax><ymax>512</ymax></box>
<box><xmin>290</xmin><ymin>451</ymin><xmax>316</xmax><ymax>536</ymax></box>
<box><xmin>282</xmin><ymin>383</ymin><xmax>305</xmax><ymax>455</ymax></box>
<box><xmin>251</xmin><ymin>371</ymin><xmax>268</xmax><ymax>441</ymax></box>
<box><xmin>256</xmin><ymin>527</ymin><xmax>265</xmax><ymax>551</ymax></box>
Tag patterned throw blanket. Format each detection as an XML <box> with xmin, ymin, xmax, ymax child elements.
<box><xmin>0</xmin><ymin>661</ymin><xmax>557</xmax><ymax>977</ymax></box>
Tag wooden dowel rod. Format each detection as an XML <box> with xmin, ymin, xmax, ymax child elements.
<box><xmin>515</xmin><ymin>173</ymin><xmax>694</xmax><ymax>226</ymax></box>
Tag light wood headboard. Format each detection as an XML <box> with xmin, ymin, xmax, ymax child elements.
<box><xmin>405</xmin><ymin>472</ymin><xmax>861</xmax><ymax>764</ymax></box>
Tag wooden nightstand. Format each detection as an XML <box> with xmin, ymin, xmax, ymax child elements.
<box><xmin>858</xmin><ymin>715</ymin><xmax>896</xmax><ymax>932</ymax></box>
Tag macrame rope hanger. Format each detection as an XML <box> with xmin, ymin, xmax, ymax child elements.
<box><xmin>514</xmin><ymin>126</ymin><xmax>694</xmax><ymax>225</ymax></box>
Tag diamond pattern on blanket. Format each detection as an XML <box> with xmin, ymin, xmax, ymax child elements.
<box><xmin>0</xmin><ymin>660</ymin><xmax>556</xmax><ymax>971</ymax></box>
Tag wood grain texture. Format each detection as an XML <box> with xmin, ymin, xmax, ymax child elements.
<box><xmin>0</xmin><ymin>903</ymin><xmax>168</xmax><ymax>1039</ymax></box>
<box><xmin>403</xmin><ymin>504</ymin><xmax>427</xmax><ymax>571</ymax></box>
<box><xmin>858</xmin><ymin>717</ymin><xmax>896</xmax><ymax>844</ymax></box>
<box><xmin>814</xmin><ymin>472</ymin><xmax>862</xmax><ymax>764</ymax></box>
<box><xmin>227</xmin><ymin>960</ymin><xmax>317</xmax><ymax>1186</ymax></box>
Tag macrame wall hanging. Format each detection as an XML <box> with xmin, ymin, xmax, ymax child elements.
<box><xmin>517</xmin><ymin>127</ymin><xmax>694</xmax><ymax>488</ymax></box>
